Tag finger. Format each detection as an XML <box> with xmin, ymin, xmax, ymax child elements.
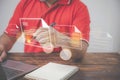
<box><xmin>33</xmin><ymin>29</ymin><xmax>49</xmax><ymax>41</ymax></box>
<box><xmin>33</xmin><ymin>28</ymin><xmax>41</xmax><ymax>37</ymax></box>
<box><xmin>38</xmin><ymin>37</ymin><xmax>50</xmax><ymax>44</ymax></box>
<box><xmin>35</xmin><ymin>31</ymin><xmax>49</xmax><ymax>41</ymax></box>
<box><xmin>33</xmin><ymin>27</ymin><xmax>48</xmax><ymax>37</ymax></box>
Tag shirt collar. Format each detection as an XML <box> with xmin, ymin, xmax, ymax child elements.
<box><xmin>57</xmin><ymin>0</ymin><xmax>71</xmax><ymax>5</ymax></box>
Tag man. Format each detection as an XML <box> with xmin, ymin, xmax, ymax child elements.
<box><xmin>0</xmin><ymin>0</ymin><xmax>90</xmax><ymax>62</ymax></box>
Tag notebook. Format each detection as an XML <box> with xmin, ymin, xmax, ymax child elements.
<box><xmin>0</xmin><ymin>60</ymin><xmax>38</xmax><ymax>80</ymax></box>
<box><xmin>24</xmin><ymin>62</ymin><xmax>79</xmax><ymax>80</ymax></box>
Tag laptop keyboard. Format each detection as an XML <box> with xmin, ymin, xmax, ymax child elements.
<box><xmin>3</xmin><ymin>67</ymin><xmax>24</xmax><ymax>79</ymax></box>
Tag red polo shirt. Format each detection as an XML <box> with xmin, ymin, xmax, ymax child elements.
<box><xmin>5</xmin><ymin>0</ymin><xmax>90</xmax><ymax>53</ymax></box>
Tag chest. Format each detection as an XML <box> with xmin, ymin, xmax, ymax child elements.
<box><xmin>22</xmin><ymin>2</ymin><xmax>73</xmax><ymax>26</ymax></box>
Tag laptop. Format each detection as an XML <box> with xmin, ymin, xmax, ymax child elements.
<box><xmin>0</xmin><ymin>60</ymin><xmax>38</xmax><ymax>80</ymax></box>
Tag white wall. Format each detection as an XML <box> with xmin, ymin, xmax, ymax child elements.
<box><xmin>0</xmin><ymin>0</ymin><xmax>120</xmax><ymax>53</ymax></box>
<box><xmin>82</xmin><ymin>0</ymin><xmax>120</xmax><ymax>52</ymax></box>
<box><xmin>0</xmin><ymin>0</ymin><xmax>24</xmax><ymax>52</ymax></box>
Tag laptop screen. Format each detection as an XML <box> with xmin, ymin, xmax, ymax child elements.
<box><xmin>1</xmin><ymin>60</ymin><xmax>38</xmax><ymax>80</ymax></box>
<box><xmin>0</xmin><ymin>64</ymin><xmax>7</xmax><ymax>80</ymax></box>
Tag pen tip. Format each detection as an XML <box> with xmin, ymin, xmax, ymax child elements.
<box><xmin>50</xmin><ymin>22</ymin><xmax>56</xmax><ymax>27</ymax></box>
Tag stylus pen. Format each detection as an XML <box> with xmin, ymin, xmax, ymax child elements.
<box><xmin>49</xmin><ymin>22</ymin><xmax>56</xmax><ymax>27</ymax></box>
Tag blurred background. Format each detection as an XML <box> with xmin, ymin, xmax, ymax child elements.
<box><xmin>0</xmin><ymin>0</ymin><xmax>120</xmax><ymax>53</ymax></box>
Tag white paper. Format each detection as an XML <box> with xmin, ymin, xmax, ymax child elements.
<box><xmin>24</xmin><ymin>62</ymin><xmax>79</xmax><ymax>80</ymax></box>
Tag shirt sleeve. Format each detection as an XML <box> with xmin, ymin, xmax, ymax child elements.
<box><xmin>72</xmin><ymin>2</ymin><xmax>90</xmax><ymax>43</ymax></box>
<box><xmin>5</xmin><ymin>0</ymin><xmax>26</xmax><ymax>37</ymax></box>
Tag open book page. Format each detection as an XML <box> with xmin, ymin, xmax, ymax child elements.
<box><xmin>24</xmin><ymin>62</ymin><xmax>79</xmax><ymax>80</ymax></box>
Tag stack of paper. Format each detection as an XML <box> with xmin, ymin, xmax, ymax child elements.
<box><xmin>24</xmin><ymin>62</ymin><xmax>79</xmax><ymax>80</ymax></box>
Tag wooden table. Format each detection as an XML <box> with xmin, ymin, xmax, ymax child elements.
<box><xmin>8</xmin><ymin>52</ymin><xmax>120</xmax><ymax>80</ymax></box>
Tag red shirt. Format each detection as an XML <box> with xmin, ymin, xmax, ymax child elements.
<box><xmin>5</xmin><ymin>0</ymin><xmax>90</xmax><ymax>53</ymax></box>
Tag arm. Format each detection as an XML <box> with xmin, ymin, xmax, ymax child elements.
<box><xmin>57</xmin><ymin>32</ymin><xmax>89</xmax><ymax>61</ymax></box>
<box><xmin>69</xmin><ymin>40</ymin><xmax>88</xmax><ymax>61</ymax></box>
<box><xmin>0</xmin><ymin>33</ymin><xmax>17</xmax><ymax>62</ymax></box>
<box><xmin>0</xmin><ymin>0</ymin><xmax>27</xmax><ymax>62</ymax></box>
<box><xmin>70</xmin><ymin>3</ymin><xmax>90</xmax><ymax>61</ymax></box>
<box><xmin>59</xmin><ymin>3</ymin><xmax>90</xmax><ymax>61</ymax></box>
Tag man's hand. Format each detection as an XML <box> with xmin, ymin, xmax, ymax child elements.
<box><xmin>33</xmin><ymin>27</ymin><xmax>71</xmax><ymax>48</ymax></box>
<box><xmin>70</xmin><ymin>40</ymin><xmax>88</xmax><ymax>61</ymax></box>
<box><xmin>33</xmin><ymin>27</ymin><xmax>52</xmax><ymax>46</ymax></box>
<box><xmin>60</xmin><ymin>39</ymin><xmax>88</xmax><ymax>61</ymax></box>
<box><xmin>33</xmin><ymin>26</ymin><xmax>83</xmax><ymax>49</ymax></box>
<box><xmin>0</xmin><ymin>45</ymin><xmax>7</xmax><ymax>62</ymax></box>
<box><xmin>0</xmin><ymin>33</ymin><xmax>16</xmax><ymax>62</ymax></box>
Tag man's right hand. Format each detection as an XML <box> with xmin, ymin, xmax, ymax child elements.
<box><xmin>0</xmin><ymin>33</ymin><xmax>17</xmax><ymax>62</ymax></box>
<box><xmin>33</xmin><ymin>27</ymin><xmax>71</xmax><ymax>48</ymax></box>
<box><xmin>0</xmin><ymin>45</ymin><xmax>7</xmax><ymax>62</ymax></box>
